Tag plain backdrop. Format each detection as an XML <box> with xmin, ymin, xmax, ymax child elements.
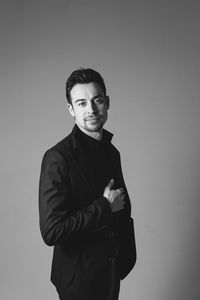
<box><xmin>0</xmin><ymin>1</ymin><xmax>200</xmax><ymax>299</ymax></box>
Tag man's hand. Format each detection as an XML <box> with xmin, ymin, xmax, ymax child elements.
<box><xmin>103</xmin><ymin>179</ymin><xmax>125</xmax><ymax>212</ymax></box>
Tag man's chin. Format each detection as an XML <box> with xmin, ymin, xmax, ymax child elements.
<box><xmin>85</xmin><ymin>124</ymin><xmax>103</xmax><ymax>132</ymax></box>
<box><xmin>84</xmin><ymin>119</ymin><xmax>104</xmax><ymax>131</ymax></box>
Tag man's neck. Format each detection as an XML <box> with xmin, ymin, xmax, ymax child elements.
<box><xmin>76</xmin><ymin>124</ymin><xmax>103</xmax><ymax>141</ymax></box>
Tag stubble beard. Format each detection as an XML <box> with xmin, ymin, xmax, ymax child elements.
<box><xmin>84</xmin><ymin>114</ymin><xmax>107</xmax><ymax>132</ymax></box>
<box><xmin>84</xmin><ymin>121</ymin><xmax>104</xmax><ymax>132</ymax></box>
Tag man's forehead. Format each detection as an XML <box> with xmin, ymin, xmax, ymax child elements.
<box><xmin>70</xmin><ymin>82</ymin><xmax>104</xmax><ymax>100</ymax></box>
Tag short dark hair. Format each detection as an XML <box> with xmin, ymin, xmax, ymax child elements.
<box><xmin>66</xmin><ymin>68</ymin><xmax>107</xmax><ymax>104</ymax></box>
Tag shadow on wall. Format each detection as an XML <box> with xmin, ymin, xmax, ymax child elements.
<box><xmin>165</xmin><ymin>175</ymin><xmax>200</xmax><ymax>300</ymax></box>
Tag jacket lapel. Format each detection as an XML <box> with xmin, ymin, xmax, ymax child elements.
<box><xmin>64</xmin><ymin>126</ymin><xmax>97</xmax><ymax>199</ymax></box>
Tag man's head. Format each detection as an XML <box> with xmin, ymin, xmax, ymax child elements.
<box><xmin>66</xmin><ymin>68</ymin><xmax>107</xmax><ymax>105</ymax></box>
<box><xmin>66</xmin><ymin>68</ymin><xmax>110</xmax><ymax>139</ymax></box>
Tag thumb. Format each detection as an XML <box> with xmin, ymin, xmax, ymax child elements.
<box><xmin>107</xmin><ymin>178</ymin><xmax>114</xmax><ymax>190</ymax></box>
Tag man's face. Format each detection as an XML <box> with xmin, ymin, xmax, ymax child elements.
<box><xmin>68</xmin><ymin>82</ymin><xmax>109</xmax><ymax>135</ymax></box>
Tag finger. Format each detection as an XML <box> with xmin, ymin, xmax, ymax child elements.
<box><xmin>121</xmin><ymin>201</ymin><xmax>125</xmax><ymax>208</ymax></box>
<box><xmin>121</xmin><ymin>193</ymin><xmax>125</xmax><ymax>199</ymax></box>
<box><xmin>119</xmin><ymin>187</ymin><xmax>124</xmax><ymax>194</ymax></box>
<box><xmin>116</xmin><ymin>187</ymin><xmax>124</xmax><ymax>194</ymax></box>
<box><xmin>116</xmin><ymin>191</ymin><xmax>125</xmax><ymax>200</ymax></box>
<box><xmin>107</xmin><ymin>178</ymin><xmax>114</xmax><ymax>189</ymax></box>
<box><xmin>120</xmin><ymin>197</ymin><xmax>125</xmax><ymax>206</ymax></box>
<box><xmin>115</xmin><ymin>188</ymin><xmax>122</xmax><ymax>195</ymax></box>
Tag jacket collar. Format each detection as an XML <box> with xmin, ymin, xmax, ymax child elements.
<box><xmin>71</xmin><ymin>124</ymin><xmax>113</xmax><ymax>150</ymax></box>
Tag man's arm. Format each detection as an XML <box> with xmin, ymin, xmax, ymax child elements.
<box><xmin>39</xmin><ymin>149</ymin><xmax>125</xmax><ymax>247</ymax></box>
<box><xmin>39</xmin><ymin>149</ymin><xmax>112</xmax><ymax>246</ymax></box>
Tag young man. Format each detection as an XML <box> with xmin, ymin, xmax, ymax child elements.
<box><xmin>39</xmin><ymin>68</ymin><xmax>136</xmax><ymax>300</ymax></box>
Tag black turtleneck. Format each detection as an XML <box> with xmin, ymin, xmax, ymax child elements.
<box><xmin>74</xmin><ymin>125</ymin><xmax>115</xmax><ymax>199</ymax></box>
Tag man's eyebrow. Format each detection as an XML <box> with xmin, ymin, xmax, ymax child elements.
<box><xmin>74</xmin><ymin>95</ymin><xmax>104</xmax><ymax>103</ymax></box>
<box><xmin>74</xmin><ymin>99</ymin><xmax>86</xmax><ymax>103</ymax></box>
<box><xmin>93</xmin><ymin>94</ymin><xmax>104</xmax><ymax>99</ymax></box>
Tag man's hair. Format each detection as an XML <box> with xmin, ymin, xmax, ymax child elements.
<box><xmin>66</xmin><ymin>68</ymin><xmax>107</xmax><ymax>104</ymax></box>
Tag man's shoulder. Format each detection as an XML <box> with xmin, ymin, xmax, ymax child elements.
<box><xmin>109</xmin><ymin>141</ymin><xmax>120</xmax><ymax>157</ymax></box>
<box><xmin>43</xmin><ymin>131</ymin><xmax>74</xmax><ymax>161</ymax></box>
<box><xmin>51</xmin><ymin>132</ymin><xmax>72</xmax><ymax>151</ymax></box>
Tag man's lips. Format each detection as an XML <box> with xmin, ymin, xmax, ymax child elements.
<box><xmin>85</xmin><ymin>116</ymin><xmax>100</xmax><ymax>121</ymax></box>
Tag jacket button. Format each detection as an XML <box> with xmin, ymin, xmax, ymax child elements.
<box><xmin>109</xmin><ymin>258</ymin><xmax>115</xmax><ymax>263</ymax></box>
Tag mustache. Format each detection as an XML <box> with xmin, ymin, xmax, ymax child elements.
<box><xmin>85</xmin><ymin>114</ymin><xmax>101</xmax><ymax>120</ymax></box>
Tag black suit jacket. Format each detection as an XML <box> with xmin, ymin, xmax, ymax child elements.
<box><xmin>39</xmin><ymin>126</ymin><xmax>136</xmax><ymax>291</ymax></box>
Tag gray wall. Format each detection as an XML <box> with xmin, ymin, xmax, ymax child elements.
<box><xmin>1</xmin><ymin>1</ymin><xmax>200</xmax><ymax>299</ymax></box>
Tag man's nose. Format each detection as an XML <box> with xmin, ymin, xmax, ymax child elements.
<box><xmin>87</xmin><ymin>101</ymin><xmax>97</xmax><ymax>113</ymax></box>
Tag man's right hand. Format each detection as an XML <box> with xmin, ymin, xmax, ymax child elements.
<box><xmin>103</xmin><ymin>179</ymin><xmax>125</xmax><ymax>212</ymax></box>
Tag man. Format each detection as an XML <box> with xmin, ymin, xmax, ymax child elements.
<box><xmin>39</xmin><ymin>68</ymin><xmax>136</xmax><ymax>300</ymax></box>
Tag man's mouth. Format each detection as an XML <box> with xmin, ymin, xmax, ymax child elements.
<box><xmin>85</xmin><ymin>116</ymin><xmax>100</xmax><ymax>121</ymax></box>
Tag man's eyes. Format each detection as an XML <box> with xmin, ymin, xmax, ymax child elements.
<box><xmin>94</xmin><ymin>97</ymin><xmax>104</xmax><ymax>104</ymax></box>
<box><xmin>77</xmin><ymin>101</ymin><xmax>86</xmax><ymax>107</ymax></box>
<box><xmin>77</xmin><ymin>98</ymin><xmax>104</xmax><ymax>107</ymax></box>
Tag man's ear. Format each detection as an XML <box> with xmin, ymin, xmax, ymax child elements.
<box><xmin>68</xmin><ymin>103</ymin><xmax>75</xmax><ymax>117</ymax></box>
<box><xmin>106</xmin><ymin>96</ymin><xmax>110</xmax><ymax>109</ymax></box>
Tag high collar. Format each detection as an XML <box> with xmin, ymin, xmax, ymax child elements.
<box><xmin>71</xmin><ymin>124</ymin><xmax>113</xmax><ymax>150</ymax></box>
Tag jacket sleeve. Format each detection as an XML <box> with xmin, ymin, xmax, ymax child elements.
<box><xmin>39</xmin><ymin>149</ymin><xmax>112</xmax><ymax>246</ymax></box>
